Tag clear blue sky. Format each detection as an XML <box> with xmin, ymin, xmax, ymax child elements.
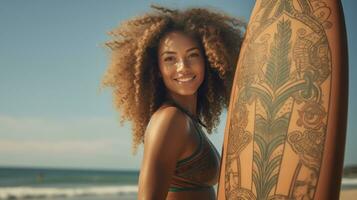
<box><xmin>0</xmin><ymin>0</ymin><xmax>356</xmax><ymax>170</ymax></box>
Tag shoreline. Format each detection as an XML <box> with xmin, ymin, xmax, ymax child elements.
<box><xmin>340</xmin><ymin>188</ymin><xmax>357</xmax><ymax>200</ymax></box>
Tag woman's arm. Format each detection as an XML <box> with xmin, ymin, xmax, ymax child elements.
<box><xmin>217</xmin><ymin>0</ymin><xmax>348</xmax><ymax>199</ymax></box>
<box><xmin>138</xmin><ymin>107</ymin><xmax>190</xmax><ymax>200</ymax></box>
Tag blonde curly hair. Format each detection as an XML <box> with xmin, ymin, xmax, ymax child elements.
<box><xmin>101</xmin><ymin>5</ymin><xmax>245</xmax><ymax>153</ymax></box>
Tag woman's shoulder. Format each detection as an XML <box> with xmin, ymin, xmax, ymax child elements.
<box><xmin>147</xmin><ymin>104</ymin><xmax>190</xmax><ymax>132</ymax></box>
<box><xmin>144</xmin><ymin>104</ymin><xmax>191</xmax><ymax>146</ymax></box>
<box><xmin>142</xmin><ymin>105</ymin><xmax>193</xmax><ymax>164</ymax></box>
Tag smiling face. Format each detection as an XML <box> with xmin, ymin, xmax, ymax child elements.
<box><xmin>158</xmin><ymin>31</ymin><xmax>205</xmax><ymax>98</ymax></box>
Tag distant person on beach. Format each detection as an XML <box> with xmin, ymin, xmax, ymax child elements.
<box><xmin>101</xmin><ymin>5</ymin><xmax>244</xmax><ymax>200</ymax></box>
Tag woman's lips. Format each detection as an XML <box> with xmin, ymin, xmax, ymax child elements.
<box><xmin>174</xmin><ymin>75</ymin><xmax>196</xmax><ymax>84</ymax></box>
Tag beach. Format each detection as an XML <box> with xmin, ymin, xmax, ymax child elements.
<box><xmin>340</xmin><ymin>189</ymin><xmax>357</xmax><ymax>200</ymax></box>
<box><xmin>0</xmin><ymin>187</ymin><xmax>354</xmax><ymax>200</ymax></box>
<box><xmin>0</xmin><ymin>167</ymin><xmax>356</xmax><ymax>200</ymax></box>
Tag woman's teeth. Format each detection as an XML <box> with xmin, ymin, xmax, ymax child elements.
<box><xmin>175</xmin><ymin>76</ymin><xmax>195</xmax><ymax>83</ymax></box>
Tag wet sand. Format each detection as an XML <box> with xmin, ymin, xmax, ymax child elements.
<box><xmin>340</xmin><ymin>189</ymin><xmax>357</xmax><ymax>200</ymax></box>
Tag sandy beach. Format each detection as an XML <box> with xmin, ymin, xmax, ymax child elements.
<box><xmin>340</xmin><ymin>189</ymin><xmax>357</xmax><ymax>200</ymax></box>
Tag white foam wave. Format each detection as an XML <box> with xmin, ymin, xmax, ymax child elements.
<box><xmin>1</xmin><ymin>179</ymin><xmax>355</xmax><ymax>199</ymax></box>
<box><xmin>342</xmin><ymin>178</ymin><xmax>357</xmax><ymax>186</ymax></box>
<box><xmin>0</xmin><ymin>185</ymin><xmax>137</xmax><ymax>200</ymax></box>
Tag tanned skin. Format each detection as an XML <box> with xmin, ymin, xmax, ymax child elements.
<box><xmin>217</xmin><ymin>0</ymin><xmax>348</xmax><ymax>199</ymax></box>
<box><xmin>138</xmin><ymin>31</ymin><xmax>216</xmax><ymax>200</ymax></box>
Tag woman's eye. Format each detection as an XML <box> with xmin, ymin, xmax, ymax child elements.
<box><xmin>164</xmin><ymin>56</ymin><xmax>175</xmax><ymax>62</ymax></box>
<box><xmin>188</xmin><ymin>53</ymin><xmax>199</xmax><ymax>58</ymax></box>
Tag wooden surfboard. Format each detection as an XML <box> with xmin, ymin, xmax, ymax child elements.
<box><xmin>217</xmin><ymin>1</ymin><xmax>348</xmax><ymax>199</ymax></box>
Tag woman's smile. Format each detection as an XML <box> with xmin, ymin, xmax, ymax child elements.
<box><xmin>174</xmin><ymin>74</ymin><xmax>196</xmax><ymax>84</ymax></box>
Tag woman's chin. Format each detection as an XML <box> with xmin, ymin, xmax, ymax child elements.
<box><xmin>172</xmin><ymin>89</ymin><xmax>198</xmax><ymax>97</ymax></box>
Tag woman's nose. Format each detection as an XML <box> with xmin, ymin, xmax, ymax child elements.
<box><xmin>176</xmin><ymin>59</ymin><xmax>189</xmax><ymax>71</ymax></box>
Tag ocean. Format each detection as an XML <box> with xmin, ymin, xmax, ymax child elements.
<box><xmin>0</xmin><ymin>166</ymin><xmax>356</xmax><ymax>200</ymax></box>
<box><xmin>0</xmin><ymin>167</ymin><xmax>138</xmax><ymax>200</ymax></box>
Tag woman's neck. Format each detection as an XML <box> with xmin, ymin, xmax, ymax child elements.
<box><xmin>166</xmin><ymin>92</ymin><xmax>197</xmax><ymax>117</ymax></box>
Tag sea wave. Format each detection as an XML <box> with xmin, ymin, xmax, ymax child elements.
<box><xmin>0</xmin><ymin>185</ymin><xmax>138</xmax><ymax>200</ymax></box>
<box><xmin>342</xmin><ymin>178</ymin><xmax>357</xmax><ymax>186</ymax></box>
<box><xmin>0</xmin><ymin>178</ymin><xmax>355</xmax><ymax>199</ymax></box>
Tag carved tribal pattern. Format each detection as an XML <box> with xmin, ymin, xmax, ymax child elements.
<box><xmin>224</xmin><ymin>0</ymin><xmax>332</xmax><ymax>199</ymax></box>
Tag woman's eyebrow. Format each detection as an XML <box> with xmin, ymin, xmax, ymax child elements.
<box><xmin>186</xmin><ymin>47</ymin><xmax>200</xmax><ymax>52</ymax></box>
<box><xmin>160</xmin><ymin>51</ymin><xmax>176</xmax><ymax>56</ymax></box>
<box><xmin>160</xmin><ymin>47</ymin><xmax>199</xmax><ymax>56</ymax></box>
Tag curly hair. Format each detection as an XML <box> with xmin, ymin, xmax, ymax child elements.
<box><xmin>101</xmin><ymin>5</ymin><xmax>245</xmax><ymax>153</ymax></box>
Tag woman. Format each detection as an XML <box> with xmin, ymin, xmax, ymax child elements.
<box><xmin>101</xmin><ymin>5</ymin><xmax>244</xmax><ymax>199</ymax></box>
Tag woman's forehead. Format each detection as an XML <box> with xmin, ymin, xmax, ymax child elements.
<box><xmin>158</xmin><ymin>31</ymin><xmax>199</xmax><ymax>52</ymax></box>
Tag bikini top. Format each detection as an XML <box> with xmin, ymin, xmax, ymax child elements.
<box><xmin>164</xmin><ymin>101</ymin><xmax>221</xmax><ymax>192</ymax></box>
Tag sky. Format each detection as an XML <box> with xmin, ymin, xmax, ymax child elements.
<box><xmin>0</xmin><ymin>0</ymin><xmax>356</xmax><ymax>171</ymax></box>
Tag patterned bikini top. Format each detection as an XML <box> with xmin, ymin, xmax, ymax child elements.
<box><xmin>164</xmin><ymin>101</ymin><xmax>221</xmax><ymax>192</ymax></box>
